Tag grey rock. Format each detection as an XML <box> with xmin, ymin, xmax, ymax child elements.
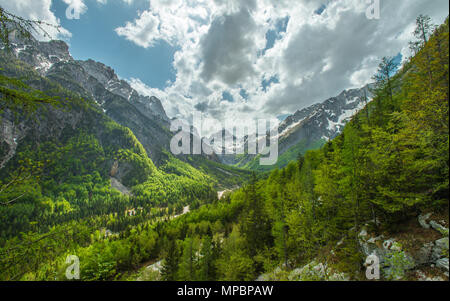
<box><xmin>435</xmin><ymin>237</ymin><xmax>449</xmax><ymax>250</ymax></box>
<box><xmin>110</xmin><ymin>177</ymin><xmax>131</xmax><ymax>196</ymax></box>
<box><xmin>328</xmin><ymin>272</ymin><xmax>350</xmax><ymax>281</ymax></box>
<box><xmin>418</xmin><ymin>213</ymin><xmax>433</xmax><ymax>229</ymax></box>
<box><xmin>436</xmin><ymin>258</ymin><xmax>449</xmax><ymax>272</ymax></box>
<box><xmin>415</xmin><ymin>242</ymin><xmax>434</xmax><ymax>265</ymax></box>
<box><xmin>358</xmin><ymin>228</ymin><xmax>368</xmax><ymax>239</ymax></box>
<box><xmin>368</xmin><ymin>235</ymin><xmax>384</xmax><ymax>244</ymax></box>
<box><xmin>383</xmin><ymin>239</ymin><xmax>398</xmax><ymax>251</ymax></box>
<box><xmin>358</xmin><ymin>231</ymin><xmax>388</xmax><ymax>264</ymax></box>
<box><xmin>288</xmin><ymin>261</ymin><xmax>329</xmax><ymax>281</ymax></box>
<box><xmin>429</xmin><ymin>221</ymin><xmax>449</xmax><ymax>236</ymax></box>
<box><xmin>0</xmin><ymin>117</ymin><xmax>27</xmax><ymax>169</ymax></box>
<box><xmin>416</xmin><ymin>270</ymin><xmax>429</xmax><ymax>281</ymax></box>
<box><xmin>432</xmin><ymin>237</ymin><xmax>449</xmax><ymax>261</ymax></box>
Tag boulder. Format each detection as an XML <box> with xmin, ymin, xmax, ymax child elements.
<box><xmin>429</xmin><ymin>221</ymin><xmax>449</xmax><ymax>236</ymax></box>
<box><xmin>256</xmin><ymin>274</ymin><xmax>269</xmax><ymax>281</ymax></box>
<box><xmin>358</xmin><ymin>228</ymin><xmax>368</xmax><ymax>239</ymax></box>
<box><xmin>383</xmin><ymin>239</ymin><xmax>401</xmax><ymax>251</ymax></box>
<box><xmin>432</xmin><ymin>237</ymin><xmax>449</xmax><ymax>261</ymax></box>
<box><xmin>415</xmin><ymin>242</ymin><xmax>434</xmax><ymax>265</ymax></box>
<box><xmin>436</xmin><ymin>258</ymin><xmax>449</xmax><ymax>273</ymax></box>
<box><xmin>368</xmin><ymin>235</ymin><xmax>384</xmax><ymax>244</ymax></box>
<box><xmin>288</xmin><ymin>261</ymin><xmax>328</xmax><ymax>281</ymax></box>
<box><xmin>418</xmin><ymin>213</ymin><xmax>433</xmax><ymax>229</ymax></box>
<box><xmin>416</xmin><ymin>270</ymin><xmax>427</xmax><ymax>281</ymax></box>
<box><xmin>328</xmin><ymin>272</ymin><xmax>350</xmax><ymax>281</ymax></box>
<box><xmin>358</xmin><ymin>228</ymin><xmax>387</xmax><ymax>264</ymax></box>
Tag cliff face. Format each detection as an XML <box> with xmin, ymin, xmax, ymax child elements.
<box><xmin>0</xmin><ymin>50</ymin><xmax>157</xmax><ymax>188</ymax></box>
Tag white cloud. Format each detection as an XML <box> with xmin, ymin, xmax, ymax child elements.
<box><xmin>0</xmin><ymin>0</ymin><xmax>71</xmax><ymax>40</ymax></box>
<box><xmin>115</xmin><ymin>10</ymin><xmax>161</xmax><ymax>48</ymax></box>
<box><xmin>62</xmin><ymin>0</ymin><xmax>88</xmax><ymax>19</ymax></box>
<box><xmin>115</xmin><ymin>0</ymin><xmax>449</xmax><ymax>132</ymax></box>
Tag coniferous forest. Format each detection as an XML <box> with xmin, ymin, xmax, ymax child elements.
<box><xmin>0</xmin><ymin>4</ymin><xmax>449</xmax><ymax>283</ymax></box>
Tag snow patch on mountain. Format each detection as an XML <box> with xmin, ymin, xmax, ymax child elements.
<box><xmin>280</xmin><ymin>84</ymin><xmax>373</xmax><ymax>143</ymax></box>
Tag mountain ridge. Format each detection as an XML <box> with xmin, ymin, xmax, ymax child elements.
<box><xmin>211</xmin><ymin>84</ymin><xmax>373</xmax><ymax>170</ymax></box>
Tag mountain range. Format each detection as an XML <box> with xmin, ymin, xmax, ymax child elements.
<box><xmin>210</xmin><ymin>84</ymin><xmax>373</xmax><ymax>170</ymax></box>
<box><xmin>2</xmin><ymin>30</ymin><xmax>372</xmax><ymax>179</ymax></box>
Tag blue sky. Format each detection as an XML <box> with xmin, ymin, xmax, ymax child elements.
<box><xmin>51</xmin><ymin>0</ymin><xmax>176</xmax><ymax>89</ymax></box>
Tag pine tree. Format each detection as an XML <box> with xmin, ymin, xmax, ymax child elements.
<box><xmin>372</xmin><ymin>56</ymin><xmax>399</xmax><ymax>107</ymax></box>
<box><xmin>161</xmin><ymin>240</ymin><xmax>179</xmax><ymax>281</ymax></box>
<box><xmin>198</xmin><ymin>235</ymin><xmax>215</xmax><ymax>281</ymax></box>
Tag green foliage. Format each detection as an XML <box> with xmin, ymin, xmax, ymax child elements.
<box><xmin>383</xmin><ymin>243</ymin><xmax>415</xmax><ymax>280</ymax></box>
<box><xmin>0</xmin><ymin>6</ymin><xmax>60</xmax><ymax>50</ymax></box>
<box><xmin>240</xmin><ymin>138</ymin><xmax>326</xmax><ymax>172</ymax></box>
<box><xmin>185</xmin><ymin>154</ymin><xmax>254</xmax><ymax>189</ymax></box>
<box><xmin>0</xmin><ymin>15</ymin><xmax>448</xmax><ymax>282</ymax></box>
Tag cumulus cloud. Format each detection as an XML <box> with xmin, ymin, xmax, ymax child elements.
<box><xmin>0</xmin><ymin>0</ymin><xmax>71</xmax><ymax>40</ymax></box>
<box><xmin>62</xmin><ymin>0</ymin><xmax>88</xmax><ymax>19</ymax></box>
<box><xmin>117</xmin><ymin>0</ymin><xmax>448</xmax><ymax>136</ymax></box>
<box><xmin>199</xmin><ymin>7</ymin><xmax>260</xmax><ymax>86</ymax></box>
<box><xmin>115</xmin><ymin>10</ymin><xmax>161</xmax><ymax>48</ymax></box>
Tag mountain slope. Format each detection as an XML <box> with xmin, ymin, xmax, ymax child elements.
<box><xmin>7</xmin><ymin>32</ymin><xmax>171</xmax><ymax>165</ymax></box>
<box><xmin>220</xmin><ymin>84</ymin><xmax>373</xmax><ymax>171</ymax></box>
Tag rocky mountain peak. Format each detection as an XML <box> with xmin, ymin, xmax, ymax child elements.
<box><xmin>4</xmin><ymin>35</ymin><xmax>171</xmax><ymax>124</ymax></box>
<box><xmin>78</xmin><ymin>59</ymin><xmax>119</xmax><ymax>87</ymax></box>
<box><xmin>278</xmin><ymin>84</ymin><xmax>374</xmax><ymax>142</ymax></box>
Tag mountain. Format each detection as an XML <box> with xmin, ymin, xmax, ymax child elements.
<box><xmin>6</xmin><ymin>31</ymin><xmax>172</xmax><ymax>165</ymax></box>
<box><xmin>277</xmin><ymin>84</ymin><xmax>373</xmax><ymax>143</ymax></box>
<box><xmin>215</xmin><ymin>84</ymin><xmax>373</xmax><ymax>171</ymax></box>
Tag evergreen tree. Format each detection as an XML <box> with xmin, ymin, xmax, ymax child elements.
<box><xmin>161</xmin><ymin>240</ymin><xmax>180</xmax><ymax>281</ymax></box>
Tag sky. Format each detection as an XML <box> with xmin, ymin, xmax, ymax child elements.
<box><xmin>1</xmin><ymin>0</ymin><xmax>449</xmax><ymax>128</ymax></box>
